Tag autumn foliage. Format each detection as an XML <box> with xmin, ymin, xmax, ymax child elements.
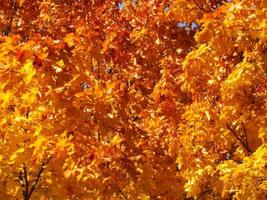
<box><xmin>0</xmin><ymin>0</ymin><xmax>266</xmax><ymax>199</ymax></box>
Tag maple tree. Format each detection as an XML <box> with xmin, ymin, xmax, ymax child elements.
<box><xmin>0</xmin><ymin>0</ymin><xmax>266</xmax><ymax>199</ymax></box>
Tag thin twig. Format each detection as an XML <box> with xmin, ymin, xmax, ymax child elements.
<box><xmin>22</xmin><ymin>163</ymin><xmax>29</xmax><ymax>200</ymax></box>
<box><xmin>241</xmin><ymin>122</ymin><xmax>250</xmax><ymax>151</ymax></box>
<box><xmin>23</xmin><ymin>157</ymin><xmax>52</xmax><ymax>200</ymax></box>
<box><xmin>26</xmin><ymin>107</ymin><xmax>30</xmax><ymax>119</ymax></box>
<box><xmin>226</xmin><ymin>123</ymin><xmax>252</xmax><ymax>154</ymax></box>
<box><xmin>27</xmin><ymin>164</ymin><xmax>45</xmax><ymax>199</ymax></box>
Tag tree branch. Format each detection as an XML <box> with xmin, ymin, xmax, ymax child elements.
<box><xmin>241</xmin><ymin>122</ymin><xmax>250</xmax><ymax>152</ymax></box>
<box><xmin>22</xmin><ymin>157</ymin><xmax>52</xmax><ymax>200</ymax></box>
<box><xmin>27</xmin><ymin>164</ymin><xmax>44</xmax><ymax>200</ymax></box>
<box><xmin>226</xmin><ymin>123</ymin><xmax>252</xmax><ymax>155</ymax></box>
<box><xmin>22</xmin><ymin>163</ymin><xmax>29</xmax><ymax>200</ymax></box>
<box><xmin>27</xmin><ymin>157</ymin><xmax>52</xmax><ymax>200</ymax></box>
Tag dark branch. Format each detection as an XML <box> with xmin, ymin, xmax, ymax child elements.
<box><xmin>226</xmin><ymin>123</ymin><xmax>252</xmax><ymax>155</ymax></box>
<box><xmin>241</xmin><ymin>122</ymin><xmax>250</xmax><ymax>151</ymax></box>
<box><xmin>22</xmin><ymin>157</ymin><xmax>52</xmax><ymax>200</ymax></box>
<box><xmin>27</xmin><ymin>164</ymin><xmax>44</xmax><ymax>200</ymax></box>
<box><xmin>27</xmin><ymin>157</ymin><xmax>52</xmax><ymax>200</ymax></box>
<box><xmin>26</xmin><ymin>107</ymin><xmax>30</xmax><ymax>119</ymax></box>
<box><xmin>22</xmin><ymin>163</ymin><xmax>29</xmax><ymax>200</ymax></box>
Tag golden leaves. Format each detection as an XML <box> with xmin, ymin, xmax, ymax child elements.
<box><xmin>102</xmin><ymin>32</ymin><xmax>116</xmax><ymax>53</ymax></box>
<box><xmin>0</xmin><ymin>0</ymin><xmax>266</xmax><ymax>199</ymax></box>
<box><xmin>0</xmin><ymin>90</ymin><xmax>12</xmax><ymax>107</ymax></box>
<box><xmin>52</xmin><ymin>59</ymin><xmax>65</xmax><ymax>73</ymax></box>
<box><xmin>216</xmin><ymin>146</ymin><xmax>267</xmax><ymax>199</ymax></box>
<box><xmin>184</xmin><ymin>166</ymin><xmax>215</xmax><ymax>199</ymax></box>
<box><xmin>130</xmin><ymin>27</ymin><xmax>147</xmax><ymax>42</ymax></box>
<box><xmin>110</xmin><ymin>135</ymin><xmax>122</xmax><ymax>146</ymax></box>
<box><xmin>20</xmin><ymin>60</ymin><xmax>36</xmax><ymax>84</ymax></box>
<box><xmin>221</xmin><ymin>60</ymin><xmax>255</xmax><ymax>101</ymax></box>
<box><xmin>8</xmin><ymin>148</ymin><xmax>25</xmax><ymax>164</ymax></box>
<box><xmin>64</xmin><ymin>33</ymin><xmax>79</xmax><ymax>47</ymax></box>
<box><xmin>30</xmin><ymin>135</ymin><xmax>46</xmax><ymax>156</ymax></box>
<box><xmin>19</xmin><ymin>0</ymin><xmax>26</xmax><ymax>7</ymax></box>
<box><xmin>21</xmin><ymin>87</ymin><xmax>39</xmax><ymax>104</ymax></box>
<box><xmin>259</xmin><ymin>127</ymin><xmax>267</xmax><ymax>144</ymax></box>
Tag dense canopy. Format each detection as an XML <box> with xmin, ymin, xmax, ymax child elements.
<box><xmin>0</xmin><ymin>0</ymin><xmax>266</xmax><ymax>199</ymax></box>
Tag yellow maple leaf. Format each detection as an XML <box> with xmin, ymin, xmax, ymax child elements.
<box><xmin>259</xmin><ymin>128</ymin><xmax>267</xmax><ymax>144</ymax></box>
<box><xmin>30</xmin><ymin>135</ymin><xmax>46</xmax><ymax>156</ymax></box>
<box><xmin>102</xmin><ymin>32</ymin><xmax>116</xmax><ymax>53</ymax></box>
<box><xmin>64</xmin><ymin>33</ymin><xmax>78</xmax><ymax>47</ymax></box>
<box><xmin>21</xmin><ymin>87</ymin><xmax>39</xmax><ymax>104</ymax></box>
<box><xmin>111</xmin><ymin>135</ymin><xmax>122</xmax><ymax>146</ymax></box>
<box><xmin>8</xmin><ymin>148</ymin><xmax>25</xmax><ymax>164</ymax></box>
<box><xmin>0</xmin><ymin>90</ymin><xmax>12</xmax><ymax>107</ymax></box>
<box><xmin>20</xmin><ymin>60</ymin><xmax>36</xmax><ymax>84</ymax></box>
<box><xmin>57</xmin><ymin>59</ymin><xmax>64</xmax><ymax>68</ymax></box>
<box><xmin>130</xmin><ymin>27</ymin><xmax>147</xmax><ymax>42</ymax></box>
<box><xmin>19</xmin><ymin>0</ymin><xmax>25</xmax><ymax>6</ymax></box>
